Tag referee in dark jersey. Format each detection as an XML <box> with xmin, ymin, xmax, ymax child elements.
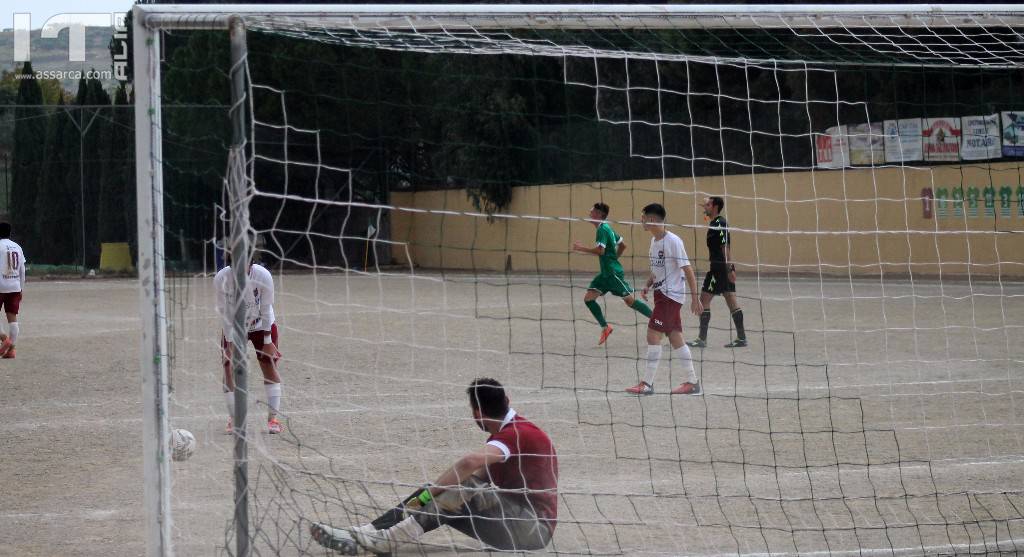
<box><xmin>687</xmin><ymin>196</ymin><xmax>747</xmax><ymax>348</ymax></box>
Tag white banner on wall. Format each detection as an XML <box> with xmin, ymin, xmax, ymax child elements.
<box><xmin>883</xmin><ymin>118</ymin><xmax>923</xmax><ymax>162</ymax></box>
<box><xmin>848</xmin><ymin>122</ymin><xmax>884</xmax><ymax>165</ymax></box>
<box><xmin>923</xmin><ymin>118</ymin><xmax>961</xmax><ymax>162</ymax></box>
<box><xmin>960</xmin><ymin>114</ymin><xmax>1001</xmax><ymax>160</ymax></box>
<box><xmin>1002</xmin><ymin>111</ymin><xmax>1024</xmax><ymax>157</ymax></box>
<box><xmin>815</xmin><ymin>125</ymin><xmax>849</xmax><ymax>169</ymax></box>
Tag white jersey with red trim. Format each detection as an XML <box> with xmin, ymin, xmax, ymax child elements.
<box><xmin>214</xmin><ymin>263</ymin><xmax>276</xmax><ymax>335</ymax></box>
<box><xmin>0</xmin><ymin>239</ymin><xmax>26</xmax><ymax>294</ymax></box>
<box><xmin>648</xmin><ymin>231</ymin><xmax>691</xmax><ymax>304</ymax></box>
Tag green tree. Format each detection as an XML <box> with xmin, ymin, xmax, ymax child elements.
<box><xmin>98</xmin><ymin>84</ymin><xmax>135</xmax><ymax>255</ymax></box>
<box><xmin>162</xmin><ymin>31</ymin><xmax>231</xmax><ymax>263</ymax></box>
<box><xmin>34</xmin><ymin>96</ymin><xmax>77</xmax><ymax>263</ymax></box>
<box><xmin>11</xmin><ymin>62</ymin><xmax>45</xmax><ymax>257</ymax></box>
<box><xmin>78</xmin><ymin>75</ymin><xmax>111</xmax><ymax>268</ymax></box>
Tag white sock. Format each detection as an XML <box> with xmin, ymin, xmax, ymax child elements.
<box><xmin>642</xmin><ymin>345</ymin><xmax>662</xmax><ymax>386</ymax></box>
<box><xmin>8</xmin><ymin>322</ymin><xmax>18</xmax><ymax>343</ymax></box>
<box><xmin>224</xmin><ymin>390</ymin><xmax>235</xmax><ymax>417</ymax></box>
<box><xmin>353</xmin><ymin>516</ymin><xmax>424</xmax><ymax>553</ymax></box>
<box><xmin>674</xmin><ymin>344</ymin><xmax>697</xmax><ymax>384</ymax></box>
<box><xmin>265</xmin><ymin>383</ymin><xmax>282</xmax><ymax>417</ymax></box>
<box><xmin>386</xmin><ymin>516</ymin><xmax>425</xmax><ymax>546</ymax></box>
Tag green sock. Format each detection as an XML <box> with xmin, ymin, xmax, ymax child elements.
<box><xmin>585</xmin><ymin>300</ymin><xmax>607</xmax><ymax>327</ymax></box>
<box><xmin>631</xmin><ymin>299</ymin><xmax>652</xmax><ymax>318</ymax></box>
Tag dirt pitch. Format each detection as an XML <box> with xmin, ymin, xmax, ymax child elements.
<box><xmin>3</xmin><ymin>274</ymin><xmax>1023</xmax><ymax>556</ymax></box>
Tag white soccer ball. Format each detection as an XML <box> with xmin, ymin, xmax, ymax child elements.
<box><xmin>170</xmin><ymin>428</ymin><xmax>196</xmax><ymax>461</ymax></box>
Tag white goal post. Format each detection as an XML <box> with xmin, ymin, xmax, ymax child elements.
<box><xmin>133</xmin><ymin>5</ymin><xmax>1024</xmax><ymax>556</ymax></box>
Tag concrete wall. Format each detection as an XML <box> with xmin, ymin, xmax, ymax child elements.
<box><xmin>390</xmin><ymin>163</ymin><xmax>1024</xmax><ymax>277</ymax></box>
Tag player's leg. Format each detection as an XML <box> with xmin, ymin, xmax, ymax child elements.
<box><xmin>310</xmin><ymin>485</ymin><xmax>434</xmax><ymax>554</ymax></box>
<box><xmin>0</xmin><ymin>292</ymin><xmax>21</xmax><ymax>358</ymax></box>
<box><xmin>339</xmin><ymin>476</ymin><xmax>550</xmax><ymax>554</ymax></box>
<box><xmin>4</xmin><ymin>313</ymin><xmax>17</xmax><ymax>358</ymax></box>
<box><xmin>668</xmin><ymin>330</ymin><xmax>701</xmax><ymax>395</ymax></box>
<box><xmin>583</xmin><ymin>287</ymin><xmax>608</xmax><ymax>327</ymax></box>
<box><xmin>222</xmin><ymin>336</ymin><xmax>236</xmax><ymax>433</ymax></box>
<box><xmin>315</xmin><ymin>482</ymin><xmax>468</xmax><ymax>555</ymax></box>
<box><xmin>0</xmin><ymin>295</ymin><xmax>7</xmax><ymax>356</ymax></box>
<box><xmin>614</xmin><ymin>274</ymin><xmax>652</xmax><ymax>318</ymax></box>
<box><xmin>251</xmin><ymin>325</ymin><xmax>283</xmax><ymax>433</ymax></box>
<box><xmin>722</xmin><ymin>291</ymin><xmax>747</xmax><ymax>347</ymax></box>
<box><xmin>584</xmin><ymin>278</ymin><xmax>614</xmax><ymax>344</ymax></box>
<box><xmin>622</xmin><ymin>292</ymin><xmax>652</xmax><ymax>318</ymax></box>
<box><xmin>626</xmin><ymin>326</ymin><xmax>661</xmax><ymax>395</ymax></box>
<box><xmin>259</xmin><ymin>359</ymin><xmax>283</xmax><ymax>433</ymax></box>
<box><xmin>628</xmin><ymin>292</ymin><xmax>674</xmax><ymax>394</ymax></box>
<box><xmin>438</xmin><ymin>479</ymin><xmax>552</xmax><ymax>551</ymax></box>
<box><xmin>688</xmin><ymin>276</ymin><xmax>715</xmax><ymax>347</ymax></box>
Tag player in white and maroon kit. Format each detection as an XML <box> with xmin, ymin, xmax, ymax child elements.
<box><xmin>0</xmin><ymin>223</ymin><xmax>25</xmax><ymax>359</ymax></box>
<box><xmin>310</xmin><ymin>378</ymin><xmax>558</xmax><ymax>555</ymax></box>
<box><xmin>214</xmin><ymin>260</ymin><xmax>283</xmax><ymax>434</ymax></box>
<box><xmin>626</xmin><ymin>203</ymin><xmax>703</xmax><ymax>395</ymax></box>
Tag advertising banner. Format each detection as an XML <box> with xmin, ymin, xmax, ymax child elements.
<box><xmin>923</xmin><ymin>118</ymin><xmax>961</xmax><ymax>162</ymax></box>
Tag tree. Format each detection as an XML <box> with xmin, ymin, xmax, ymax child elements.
<box><xmin>11</xmin><ymin>62</ymin><xmax>45</xmax><ymax>257</ymax></box>
<box><xmin>78</xmin><ymin>76</ymin><xmax>111</xmax><ymax>268</ymax></box>
<box><xmin>98</xmin><ymin>84</ymin><xmax>135</xmax><ymax>256</ymax></box>
<box><xmin>34</xmin><ymin>95</ymin><xmax>77</xmax><ymax>264</ymax></box>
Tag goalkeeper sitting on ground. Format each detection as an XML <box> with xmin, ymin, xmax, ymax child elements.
<box><xmin>310</xmin><ymin>378</ymin><xmax>559</xmax><ymax>554</ymax></box>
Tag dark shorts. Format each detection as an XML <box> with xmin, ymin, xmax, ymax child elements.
<box><xmin>416</xmin><ymin>476</ymin><xmax>553</xmax><ymax>552</ymax></box>
<box><xmin>702</xmin><ymin>266</ymin><xmax>735</xmax><ymax>295</ymax></box>
<box><xmin>0</xmin><ymin>291</ymin><xmax>22</xmax><ymax>315</ymax></box>
<box><xmin>223</xmin><ymin>323</ymin><xmax>279</xmax><ymax>362</ymax></box>
<box><xmin>588</xmin><ymin>272</ymin><xmax>633</xmax><ymax>298</ymax></box>
<box><xmin>649</xmin><ymin>290</ymin><xmax>682</xmax><ymax>333</ymax></box>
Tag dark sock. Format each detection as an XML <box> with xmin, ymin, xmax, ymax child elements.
<box><xmin>731</xmin><ymin>309</ymin><xmax>745</xmax><ymax>340</ymax></box>
<box><xmin>372</xmin><ymin>488</ymin><xmax>429</xmax><ymax>530</ymax></box>
<box><xmin>698</xmin><ymin>309</ymin><xmax>711</xmax><ymax>341</ymax></box>
<box><xmin>371</xmin><ymin>506</ymin><xmax>406</xmax><ymax>530</ymax></box>
<box><xmin>585</xmin><ymin>299</ymin><xmax>607</xmax><ymax>327</ymax></box>
<box><xmin>630</xmin><ymin>299</ymin><xmax>652</xmax><ymax>318</ymax></box>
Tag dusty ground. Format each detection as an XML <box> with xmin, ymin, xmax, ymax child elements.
<box><xmin>2</xmin><ymin>274</ymin><xmax>1023</xmax><ymax>556</ymax></box>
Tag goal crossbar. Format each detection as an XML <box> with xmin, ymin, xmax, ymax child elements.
<box><xmin>136</xmin><ymin>3</ymin><xmax>1024</xmax><ymax>31</ymax></box>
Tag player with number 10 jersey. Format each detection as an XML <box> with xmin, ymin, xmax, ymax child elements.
<box><xmin>0</xmin><ymin>222</ymin><xmax>25</xmax><ymax>359</ymax></box>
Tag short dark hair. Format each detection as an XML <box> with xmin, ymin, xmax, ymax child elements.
<box><xmin>593</xmin><ymin>202</ymin><xmax>609</xmax><ymax>219</ymax></box>
<box><xmin>710</xmin><ymin>196</ymin><xmax>724</xmax><ymax>213</ymax></box>
<box><xmin>0</xmin><ymin>222</ymin><xmax>11</xmax><ymax>239</ymax></box>
<box><xmin>467</xmin><ymin>377</ymin><xmax>508</xmax><ymax>419</ymax></box>
<box><xmin>642</xmin><ymin>203</ymin><xmax>666</xmax><ymax>221</ymax></box>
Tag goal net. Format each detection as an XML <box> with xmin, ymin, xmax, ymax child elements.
<box><xmin>136</xmin><ymin>6</ymin><xmax>1024</xmax><ymax>556</ymax></box>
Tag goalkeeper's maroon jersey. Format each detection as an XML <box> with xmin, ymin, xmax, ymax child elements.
<box><xmin>485</xmin><ymin>411</ymin><xmax>559</xmax><ymax>530</ymax></box>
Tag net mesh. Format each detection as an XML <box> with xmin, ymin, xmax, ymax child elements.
<box><xmin>152</xmin><ymin>10</ymin><xmax>1024</xmax><ymax>556</ymax></box>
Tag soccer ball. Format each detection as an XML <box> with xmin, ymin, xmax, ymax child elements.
<box><xmin>170</xmin><ymin>428</ymin><xmax>196</xmax><ymax>461</ymax></box>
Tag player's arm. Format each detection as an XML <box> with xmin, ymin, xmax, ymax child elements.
<box><xmin>683</xmin><ymin>264</ymin><xmax>702</xmax><ymax>315</ymax></box>
<box><xmin>19</xmin><ymin>251</ymin><xmax>25</xmax><ymax>291</ymax></box>
<box><xmin>616</xmin><ymin>237</ymin><xmax>626</xmax><ymax>257</ymax></box>
<box><xmin>725</xmin><ymin>243</ymin><xmax>736</xmax><ymax>282</ymax></box>
<box><xmin>256</xmin><ymin>271</ymin><xmax>279</xmax><ymax>359</ymax></box>
<box><xmin>214</xmin><ymin>274</ymin><xmax>229</xmax><ymax>334</ymax></box>
<box><xmin>723</xmin><ymin>224</ymin><xmax>737</xmax><ymax>282</ymax></box>
<box><xmin>214</xmin><ymin>275</ymin><xmax>233</xmax><ymax>362</ymax></box>
<box><xmin>572</xmin><ymin>240</ymin><xmax>604</xmax><ymax>255</ymax></box>
<box><xmin>672</xmin><ymin>238</ymin><xmax>701</xmax><ymax>315</ymax></box>
<box><xmin>640</xmin><ymin>272</ymin><xmax>655</xmax><ymax>300</ymax></box>
<box><xmin>260</xmin><ymin>326</ymin><xmax>279</xmax><ymax>360</ymax></box>
<box><xmin>428</xmin><ymin>444</ymin><xmax>505</xmax><ymax>497</ymax></box>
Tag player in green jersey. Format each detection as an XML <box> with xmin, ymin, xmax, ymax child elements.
<box><xmin>572</xmin><ymin>202</ymin><xmax>653</xmax><ymax>345</ymax></box>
